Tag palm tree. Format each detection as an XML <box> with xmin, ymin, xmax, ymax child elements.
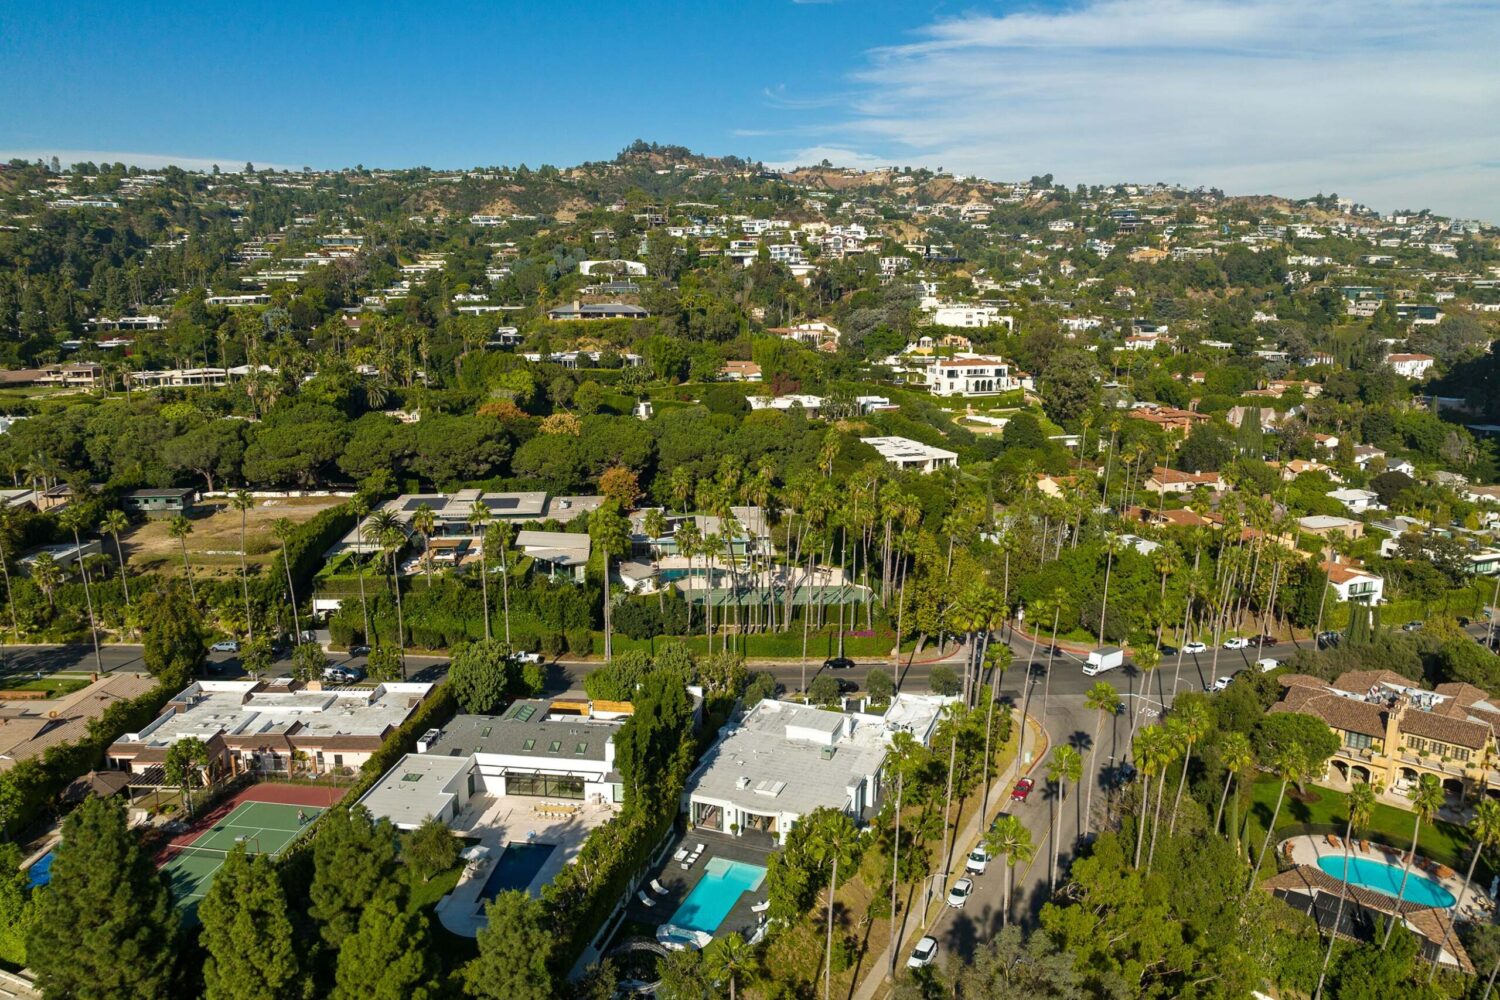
<box><xmin>59</xmin><ymin>507</ymin><xmax>103</xmax><ymax>674</ymax></box>
<box><xmin>1167</xmin><ymin>698</ymin><xmax>1212</xmax><ymax>835</ymax></box>
<box><xmin>411</xmin><ymin>503</ymin><xmax>437</xmax><ymax>587</ymax></box>
<box><xmin>1428</xmin><ymin>799</ymin><xmax>1500</xmax><ymax>982</ymax></box>
<box><xmin>589</xmin><ymin>503</ymin><xmax>631</xmax><ymax>661</ymax></box>
<box><xmin>30</xmin><ymin>551</ymin><xmax>61</xmax><ymax>614</ymax></box>
<box><xmin>1096</xmin><ymin>534</ymin><xmax>1121</xmax><ymax>648</ymax></box>
<box><xmin>349</xmin><ymin>496</ymin><xmax>372</xmax><ymax>644</ymax></box>
<box><xmin>100</xmin><ymin>509</ymin><xmax>132</xmax><ymax>611</ymax></box>
<box><xmin>1383</xmin><ymin>774</ymin><xmax>1444</xmax><ymax>949</ymax></box>
<box><xmin>368</xmin><ymin>509</ymin><xmax>407</xmax><ymax>675</ymax></box>
<box><xmin>169</xmin><ymin>514</ymin><xmax>196</xmax><ymax>601</ymax></box>
<box><xmin>1249</xmin><ymin>747</ymin><xmax>1305</xmax><ymax>891</ymax></box>
<box><xmin>485</xmin><ymin>521</ymin><xmax>514</xmax><ymax>648</ymax></box>
<box><xmin>883</xmin><ymin>732</ymin><xmax>922</xmax><ymax>975</ymax></box>
<box><xmin>984</xmin><ymin>815</ymin><xmax>1035</xmax><ymax>929</ymax></box>
<box><xmin>808</xmin><ymin>810</ymin><xmax>859</xmax><ymax>1000</ymax></box>
<box><xmin>1214</xmin><ymin>731</ymin><xmax>1255</xmax><ymax>845</ymax></box>
<box><xmin>1132</xmin><ymin>725</ymin><xmax>1171</xmax><ymax>869</ymax></box>
<box><xmin>467</xmin><ymin>501</ymin><xmax>492</xmax><ymax>642</ymax></box>
<box><xmin>668</xmin><ymin>467</ymin><xmax>695</xmax><ymax>516</ymax></box>
<box><xmin>704</xmin><ymin>932</ymin><xmax>751</xmax><ymax>1000</ymax></box>
<box><xmin>1316</xmin><ymin>781</ymin><xmax>1378</xmax><ymax>1000</ymax></box>
<box><xmin>272</xmin><ymin>517</ymin><xmax>303</xmax><ymax>646</ymax></box>
<box><xmin>1048</xmin><ymin>745</ymin><xmax>1083</xmax><ymax>890</ymax></box>
<box><xmin>1082</xmin><ymin>681</ymin><xmax>1122</xmax><ymax>838</ymax></box>
<box><xmin>0</xmin><ymin>507</ymin><xmax>19</xmax><ymax>641</ymax></box>
<box><xmin>230</xmin><ymin>490</ymin><xmax>255</xmax><ymax>642</ymax></box>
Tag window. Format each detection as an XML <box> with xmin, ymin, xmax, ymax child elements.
<box><xmin>401</xmin><ymin>773</ymin><xmax>424</xmax><ymax>783</ymax></box>
<box><xmin>1453</xmin><ymin>746</ymin><xmax>1473</xmax><ymax>762</ymax></box>
<box><xmin>1407</xmin><ymin>737</ymin><xmax>1428</xmax><ymax>754</ymax></box>
<box><xmin>522</xmin><ymin>738</ymin><xmax>536</xmax><ymax>751</ymax></box>
<box><xmin>548</xmin><ymin>740</ymin><xmax>562</xmax><ymax>753</ymax></box>
<box><xmin>575</xmin><ymin>742</ymin><xmax>588</xmax><ymax>755</ymax></box>
<box><xmin>1344</xmin><ymin>732</ymin><xmax>1373</xmax><ymax>751</ymax></box>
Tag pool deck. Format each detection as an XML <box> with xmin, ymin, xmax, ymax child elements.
<box><xmin>629</xmin><ymin>830</ymin><xmax>775</xmax><ymax>943</ymax></box>
<box><xmin>1280</xmin><ymin>833</ymin><xmax>1497</xmax><ymax>923</ymax></box>
<box><xmin>435</xmin><ymin>792</ymin><xmax>619</xmax><ymax>938</ymax></box>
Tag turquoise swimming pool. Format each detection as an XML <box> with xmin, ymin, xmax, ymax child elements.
<box><xmin>669</xmin><ymin>858</ymin><xmax>768</xmax><ymax>933</ymax></box>
<box><xmin>1317</xmin><ymin>855</ymin><xmax>1457</xmax><ymax>907</ymax></box>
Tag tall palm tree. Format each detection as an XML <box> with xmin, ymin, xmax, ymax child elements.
<box><xmin>272</xmin><ymin>517</ymin><xmax>303</xmax><ymax>645</ymax></box>
<box><xmin>588</xmin><ymin>503</ymin><xmax>631</xmax><ymax>661</ymax></box>
<box><xmin>1132</xmin><ymin>725</ymin><xmax>1171</xmax><ymax>869</ymax></box>
<box><xmin>1082</xmin><ymin>681</ymin><xmax>1122</xmax><ymax>838</ymax></box>
<box><xmin>30</xmin><ymin>552</ymin><xmax>61</xmax><ymax>613</ymax></box>
<box><xmin>1428</xmin><ymin>799</ymin><xmax>1500</xmax><ymax>983</ymax></box>
<box><xmin>59</xmin><ymin>507</ymin><xmax>103</xmax><ymax>674</ymax></box>
<box><xmin>704</xmin><ymin>932</ymin><xmax>751</xmax><ymax>1000</ymax></box>
<box><xmin>467</xmin><ymin>501</ymin><xmax>492</xmax><ymax>641</ymax></box>
<box><xmin>808</xmin><ymin>810</ymin><xmax>859</xmax><ymax>1000</ymax></box>
<box><xmin>100</xmin><ymin>509</ymin><xmax>131</xmax><ymax>611</ymax></box>
<box><xmin>668</xmin><ymin>466</ymin><xmax>695</xmax><ymax>516</ymax></box>
<box><xmin>411</xmin><ymin>502</ymin><xmax>437</xmax><ymax>587</ymax></box>
<box><xmin>1316</xmin><ymin>781</ymin><xmax>1378</xmax><ymax>1000</ymax></box>
<box><xmin>641</xmin><ymin>508</ymin><xmax>669</xmax><ymax>610</ymax></box>
<box><xmin>884</xmin><ymin>732</ymin><xmax>922</xmax><ymax>975</ymax></box>
<box><xmin>1214</xmin><ymin>731</ymin><xmax>1255</xmax><ymax>845</ymax></box>
<box><xmin>368</xmin><ymin>509</ymin><xmax>407</xmax><ymax>675</ymax></box>
<box><xmin>1048</xmin><ymin>745</ymin><xmax>1083</xmax><ymax>890</ymax></box>
<box><xmin>1249</xmin><ymin>747</ymin><xmax>1305</xmax><ymax>891</ymax></box>
<box><xmin>1167</xmin><ymin>698</ymin><xmax>1213</xmax><ymax>835</ymax></box>
<box><xmin>1096</xmin><ymin>534</ymin><xmax>1121</xmax><ymax>648</ymax></box>
<box><xmin>0</xmin><ymin>507</ymin><xmax>19</xmax><ymax>641</ymax></box>
<box><xmin>349</xmin><ymin>496</ymin><xmax>372</xmax><ymax>643</ymax></box>
<box><xmin>984</xmin><ymin>815</ymin><xmax>1034</xmax><ymax>929</ymax></box>
<box><xmin>486</xmin><ymin>521</ymin><xmax>514</xmax><ymax>648</ymax></box>
<box><xmin>1383</xmin><ymin>774</ymin><xmax>1444</xmax><ymax>949</ymax></box>
<box><xmin>169</xmin><ymin>514</ymin><xmax>196</xmax><ymax>601</ymax></box>
<box><xmin>231</xmin><ymin>490</ymin><xmax>255</xmax><ymax>642</ymax></box>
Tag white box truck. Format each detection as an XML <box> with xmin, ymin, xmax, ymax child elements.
<box><xmin>1083</xmin><ymin>646</ymin><xmax>1124</xmax><ymax>676</ymax></box>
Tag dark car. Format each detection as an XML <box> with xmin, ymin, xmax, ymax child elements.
<box><xmin>823</xmin><ymin>657</ymin><xmax>856</xmax><ymax>671</ymax></box>
<box><xmin>1316</xmin><ymin>631</ymin><xmax>1341</xmax><ymax>649</ymax></box>
<box><xmin>1159</xmin><ymin>644</ymin><xmax>1178</xmax><ymax>657</ymax></box>
<box><xmin>1457</xmin><ymin>616</ymin><xmax>1472</xmax><ymax>627</ymax></box>
<box><xmin>835</xmin><ymin>678</ymin><xmax>858</xmax><ymax>695</ymax></box>
<box><xmin>1011</xmin><ymin>777</ymin><xmax>1036</xmax><ymax>803</ymax></box>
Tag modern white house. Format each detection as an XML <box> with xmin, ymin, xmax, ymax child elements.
<box><xmin>860</xmin><ymin>436</ymin><xmax>958</xmax><ymax>473</ymax></box>
<box><xmin>1320</xmin><ymin>561</ymin><xmax>1385</xmax><ymax>604</ymax></box>
<box><xmin>1386</xmin><ymin>353</ymin><xmax>1436</xmax><ymax>379</ymax></box>
<box><xmin>1328</xmin><ymin>488</ymin><xmax>1382</xmax><ymax>514</ymax></box>
<box><xmin>924</xmin><ymin>356</ymin><xmax>1018</xmax><ymax>397</ymax></box>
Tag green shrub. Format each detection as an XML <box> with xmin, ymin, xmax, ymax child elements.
<box><xmin>566</xmin><ymin>628</ymin><xmax>593</xmax><ymax>657</ymax></box>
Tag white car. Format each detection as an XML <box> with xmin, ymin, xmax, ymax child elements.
<box><xmin>1255</xmin><ymin>657</ymin><xmax>1281</xmax><ymax>673</ymax></box>
<box><xmin>510</xmin><ymin>651</ymin><xmax>543</xmax><ymax>664</ymax></box>
<box><xmin>1223</xmin><ymin>637</ymin><xmax>1252</xmax><ymax>650</ymax></box>
<box><xmin>965</xmin><ymin>847</ymin><xmax>990</xmax><ymax>875</ymax></box>
<box><xmin>210</xmin><ymin>640</ymin><xmax>240</xmax><ymax>653</ymax></box>
<box><xmin>1182</xmin><ymin>641</ymin><xmax>1208</xmax><ymax>654</ymax></box>
<box><xmin>1211</xmin><ymin>674</ymin><xmax>1235</xmax><ymax>692</ymax></box>
<box><xmin>947</xmin><ymin>877</ymin><xmax>974</xmax><ymax>908</ymax></box>
<box><xmin>907</xmin><ymin>936</ymin><xmax>939</xmax><ymax>969</ymax></box>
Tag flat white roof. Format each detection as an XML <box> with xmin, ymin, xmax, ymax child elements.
<box><xmin>860</xmin><ymin>436</ymin><xmax>958</xmax><ymax>463</ymax></box>
<box><xmin>358</xmin><ymin>752</ymin><xmax>470</xmax><ymax>829</ymax></box>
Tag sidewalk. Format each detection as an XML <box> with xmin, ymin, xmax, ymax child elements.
<box><xmin>852</xmin><ymin>710</ymin><xmax>1050</xmax><ymax>1000</ymax></box>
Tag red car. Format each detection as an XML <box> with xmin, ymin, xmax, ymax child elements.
<box><xmin>1011</xmin><ymin>777</ymin><xmax>1035</xmax><ymax>802</ymax></box>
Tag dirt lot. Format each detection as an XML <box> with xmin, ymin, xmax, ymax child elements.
<box><xmin>122</xmin><ymin>496</ymin><xmax>344</xmax><ymax>580</ymax></box>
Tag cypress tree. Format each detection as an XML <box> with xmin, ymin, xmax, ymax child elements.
<box><xmin>308</xmin><ymin>804</ymin><xmax>399</xmax><ymax>947</ymax></box>
<box><xmin>27</xmin><ymin>797</ymin><xmax>178</xmax><ymax>999</ymax></box>
<box><xmin>464</xmin><ymin>889</ymin><xmax>555</xmax><ymax>999</ymax></box>
<box><xmin>330</xmin><ymin>897</ymin><xmax>434</xmax><ymax>1000</ymax></box>
<box><xmin>200</xmin><ymin>846</ymin><xmax>304</xmax><ymax>1000</ymax></box>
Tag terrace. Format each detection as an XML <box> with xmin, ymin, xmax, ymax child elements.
<box><xmin>626</xmin><ymin>829</ymin><xmax>775</xmax><ymax>948</ymax></box>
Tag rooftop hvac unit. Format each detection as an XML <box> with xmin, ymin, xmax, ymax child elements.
<box><xmin>416</xmin><ymin>728</ymin><xmax>442</xmax><ymax>754</ymax></box>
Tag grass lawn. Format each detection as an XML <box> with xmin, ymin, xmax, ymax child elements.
<box><xmin>1243</xmin><ymin>779</ymin><xmax>1487</xmax><ymax>876</ymax></box>
<box><xmin>0</xmin><ymin>675</ymin><xmax>90</xmax><ymax>697</ymax></box>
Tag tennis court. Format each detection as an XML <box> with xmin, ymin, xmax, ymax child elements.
<box><xmin>163</xmin><ymin>800</ymin><xmax>321</xmax><ymax>913</ymax></box>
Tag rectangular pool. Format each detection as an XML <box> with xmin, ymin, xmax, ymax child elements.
<box><xmin>478</xmin><ymin>842</ymin><xmax>556</xmax><ymax>901</ymax></box>
<box><xmin>669</xmin><ymin>858</ymin><xmax>767</xmax><ymax>933</ymax></box>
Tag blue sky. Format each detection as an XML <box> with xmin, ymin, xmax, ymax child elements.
<box><xmin>3</xmin><ymin>0</ymin><xmax>1499</xmax><ymax>220</ymax></box>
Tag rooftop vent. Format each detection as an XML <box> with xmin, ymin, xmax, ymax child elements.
<box><xmin>736</xmin><ymin>776</ymin><xmax>752</xmax><ymax>790</ymax></box>
<box><xmin>416</xmin><ymin>728</ymin><xmax>442</xmax><ymax>754</ymax></box>
<box><xmin>821</xmin><ymin>746</ymin><xmax>837</xmax><ymax>760</ymax></box>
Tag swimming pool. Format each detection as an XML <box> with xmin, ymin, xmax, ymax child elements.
<box><xmin>26</xmin><ymin>850</ymin><xmax>54</xmax><ymax>889</ymax></box>
<box><xmin>478</xmin><ymin>842</ymin><xmax>556</xmax><ymax>901</ymax></box>
<box><xmin>669</xmin><ymin>858</ymin><xmax>768</xmax><ymax>933</ymax></box>
<box><xmin>1317</xmin><ymin>855</ymin><xmax>1457</xmax><ymax>907</ymax></box>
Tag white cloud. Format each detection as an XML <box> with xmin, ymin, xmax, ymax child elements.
<box><xmin>0</xmin><ymin>149</ymin><xmax>296</xmax><ymax>173</ymax></box>
<box><xmin>773</xmin><ymin>0</ymin><xmax>1500</xmax><ymax>219</ymax></box>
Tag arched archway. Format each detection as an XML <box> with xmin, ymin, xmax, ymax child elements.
<box><xmin>1351</xmin><ymin>764</ymin><xmax>1372</xmax><ymax>784</ymax></box>
<box><xmin>1330</xmin><ymin>760</ymin><xmax>1350</xmax><ymax>784</ymax></box>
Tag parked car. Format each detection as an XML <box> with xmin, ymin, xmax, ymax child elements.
<box><xmin>1222</xmin><ymin>637</ymin><xmax>1251</xmax><ymax>650</ymax></box>
<box><xmin>907</xmin><ymin>936</ymin><xmax>939</xmax><ymax>969</ymax></box>
<box><xmin>1108</xmin><ymin>762</ymin><xmax>1138</xmax><ymax>789</ymax></box>
<box><xmin>1255</xmin><ymin>657</ymin><xmax>1281</xmax><ymax>673</ymax></box>
<box><xmin>965</xmin><ymin>846</ymin><xmax>990</xmax><ymax>875</ymax></box>
<box><xmin>323</xmin><ymin>665</ymin><xmax>364</xmax><ymax>684</ymax></box>
<box><xmin>348</xmin><ymin>645</ymin><xmax>370</xmax><ymax>657</ymax></box>
<box><xmin>1011</xmin><ymin>777</ymin><xmax>1035</xmax><ymax>803</ymax></box>
<box><xmin>1159</xmin><ymin>644</ymin><xmax>1178</xmax><ymax>656</ymax></box>
<box><xmin>835</xmin><ymin>678</ymin><xmax>858</xmax><ymax>695</ymax></box>
<box><xmin>946</xmin><ymin>878</ymin><xmax>974</xmax><ymax>908</ymax></box>
<box><xmin>510</xmin><ymin>651</ymin><xmax>543</xmax><ymax>664</ymax></box>
<box><xmin>210</xmin><ymin>640</ymin><xmax>240</xmax><ymax>653</ymax></box>
<box><xmin>1317</xmin><ymin>631</ymin><xmax>1341</xmax><ymax>649</ymax></box>
<box><xmin>1211</xmin><ymin>674</ymin><xmax>1235</xmax><ymax>692</ymax></box>
<box><xmin>823</xmin><ymin>656</ymin><xmax>856</xmax><ymax>671</ymax></box>
<box><xmin>1182</xmin><ymin>641</ymin><xmax>1208</xmax><ymax>654</ymax></box>
<box><xmin>1402</xmin><ymin>621</ymin><xmax>1424</xmax><ymax>633</ymax></box>
<box><xmin>1253</xmin><ymin>635</ymin><xmax>1278</xmax><ymax>648</ymax></box>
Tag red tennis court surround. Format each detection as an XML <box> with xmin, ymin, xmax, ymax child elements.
<box><xmin>163</xmin><ymin>781</ymin><xmax>346</xmax><ymax>852</ymax></box>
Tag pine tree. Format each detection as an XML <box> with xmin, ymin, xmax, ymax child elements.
<box><xmin>27</xmin><ymin>797</ymin><xmax>178</xmax><ymax>998</ymax></box>
<box><xmin>331</xmin><ymin>897</ymin><xmax>434</xmax><ymax>1000</ymax></box>
<box><xmin>200</xmin><ymin>846</ymin><xmax>304</xmax><ymax>1000</ymax></box>
<box><xmin>404</xmin><ymin>816</ymin><xmax>460</xmax><ymax>884</ymax></box>
<box><xmin>308</xmin><ymin>804</ymin><xmax>399</xmax><ymax>948</ymax></box>
<box><xmin>464</xmin><ymin>890</ymin><xmax>555</xmax><ymax>999</ymax></box>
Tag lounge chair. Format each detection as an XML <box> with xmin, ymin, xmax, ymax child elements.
<box><xmin>637</xmin><ymin>890</ymin><xmax>656</xmax><ymax>908</ymax></box>
<box><xmin>651</xmin><ymin>879</ymin><xmax>670</xmax><ymax>896</ymax></box>
<box><xmin>751</xmin><ymin>900</ymin><xmax>770</xmax><ymax>913</ymax></box>
<box><xmin>694</xmin><ymin>843</ymin><xmax>706</xmax><ymax>854</ymax></box>
<box><xmin>673</xmin><ymin>848</ymin><xmax>689</xmax><ymax>863</ymax></box>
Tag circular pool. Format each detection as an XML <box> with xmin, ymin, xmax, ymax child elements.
<box><xmin>1316</xmin><ymin>855</ymin><xmax>1457</xmax><ymax>907</ymax></box>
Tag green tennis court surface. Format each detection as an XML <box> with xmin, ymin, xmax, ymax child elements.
<box><xmin>163</xmin><ymin>800</ymin><xmax>321</xmax><ymax>915</ymax></box>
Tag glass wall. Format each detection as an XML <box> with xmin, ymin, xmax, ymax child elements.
<box><xmin>506</xmin><ymin>772</ymin><xmax>585</xmax><ymax>799</ymax></box>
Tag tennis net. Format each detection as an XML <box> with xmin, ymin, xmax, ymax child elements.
<box><xmin>166</xmin><ymin>842</ymin><xmax>261</xmax><ymax>862</ymax></box>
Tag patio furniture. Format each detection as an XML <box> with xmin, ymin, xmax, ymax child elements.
<box><xmin>637</xmin><ymin>890</ymin><xmax>657</xmax><ymax>908</ymax></box>
<box><xmin>751</xmin><ymin>900</ymin><xmax>770</xmax><ymax>913</ymax></box>
<box><xmin>673</xmin><ymin>848</ymin><xmax>689</xmax><ymax>863</ymax></box>
<box><xmin>694</xmin><ymin>842</ymin><xmax>706</xmax><ymax>854</ymax></box>
<box><xmin>651</xmin><ymin>879</ymin><xmax>670</xmax><ymax>896</ymax></box>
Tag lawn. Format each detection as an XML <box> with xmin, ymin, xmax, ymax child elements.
<box><xmin>0</xmin><ymin>675</ymin><xmax>90</xmax><ymax>697</ymax></box>
<box><xmin>1243</xmin><ymin>779</ymin><xmax>1487</xmax><ymax>876</ymax></box>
